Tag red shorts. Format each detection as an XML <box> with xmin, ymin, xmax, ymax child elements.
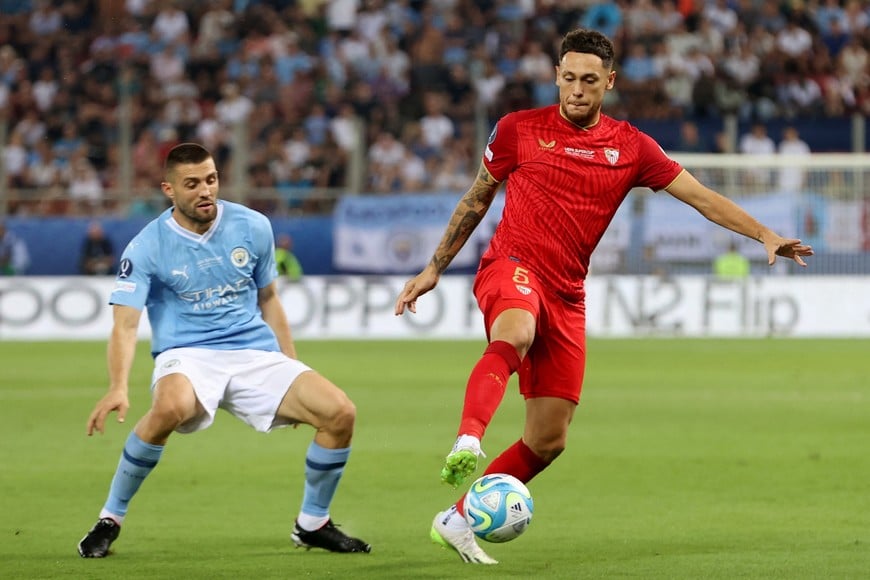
<box><xmin>473</xmin><ymin>258</ymin><xmax>586</xmax><ymax>404</ymax></box>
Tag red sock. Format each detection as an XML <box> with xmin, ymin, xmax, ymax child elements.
<box><xmin>455</xmin><ymin>439</ymin><xmax>550</xmax><ymax>516</ymax></box>
<box><xmin>457</xmin><ymin>340</ymin><xmax>522</xmax><ymax>439</ymax></box>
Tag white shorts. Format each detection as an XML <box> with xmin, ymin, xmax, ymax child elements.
<box><xmin>151</xmin><ymin>347</ymin><xmax>312</xmax><ymax>434</ymax></box>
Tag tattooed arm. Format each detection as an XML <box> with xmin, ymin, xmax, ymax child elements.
<box><xmin>430</xmin><ymin>163</ymin><xmax>501</xmax><ymax>274</ymax></box>
<box><xmin>394</xmin><ymin>163</ymin><xmax>501</xmax><ymax>315</ymax></box>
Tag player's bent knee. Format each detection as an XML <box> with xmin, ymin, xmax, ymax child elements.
<box><xmin>491</xmin><ymin>308</ymin><xmax>536</xmax><ymax>356</ymax></box>
<box><xmin>495</xmin><ymin>329</ymin><xmax>534</xmax><ymax>358</ymax></box>
<box><xmin>147</xmin><ymin>402</ymin><xmax>192</xmax><ymax>430</ymax></box>
<box><xmin>137</xmin><ymin>405</ymin><xmax>190</xmax><ymax>442</ymax></box>
<box><xmin>324</xmin><ymin>397</ymin><xmax>356</xmax><ymax>436</ymax></box>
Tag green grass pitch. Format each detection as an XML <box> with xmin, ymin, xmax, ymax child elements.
<box><xmin>1</xmin><ymin>339</ymin><xmax>868</xmax><ymax>579</ymax></box>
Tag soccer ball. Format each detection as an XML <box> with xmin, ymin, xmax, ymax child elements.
<box><xmin>463</xmin><ymin>473</ymin><xmax>534</xmax><ymax>543</ymax></box>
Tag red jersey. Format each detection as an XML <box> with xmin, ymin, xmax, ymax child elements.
<box><xmin>481</xmin><ymin>105</ymin><xmax>682</xmax><ymax>301</ymax></box>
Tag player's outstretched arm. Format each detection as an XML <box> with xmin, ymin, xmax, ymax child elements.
<box><xmin>87</xmin><ymin>305</ymin><xmax>141</xmax><ymax>436</ymax></box>
<box><xmin>665</xmin><ymin>170</ymin><xmax>814</xmax><ymax>267</ymax></box>
<box><xmin>395</xmin><ymin>163</ymin><xmax>501</xmax><ymax>315</ymax></box>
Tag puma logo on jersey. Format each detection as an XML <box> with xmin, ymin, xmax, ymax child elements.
<box><xmin>171</xmin><ymin>266</ymin><xmax>189</xmax><ymax>279</ymax></box>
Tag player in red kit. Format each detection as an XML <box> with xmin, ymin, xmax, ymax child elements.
<box><xmin>394</xmin><ymin>29</ymin><xmax>813</xmax><ymax>565</ymax></box>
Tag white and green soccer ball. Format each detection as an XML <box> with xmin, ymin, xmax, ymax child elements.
<box><xmin>463</xmin><ymin>473</ymin><xmax>534</xmax><ymax>543</ymax></box>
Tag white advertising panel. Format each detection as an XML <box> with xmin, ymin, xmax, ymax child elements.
<box><xmin>1</xmin><ymin>275</ymin><xmax>869</xmax><ymax>340</ymax></box>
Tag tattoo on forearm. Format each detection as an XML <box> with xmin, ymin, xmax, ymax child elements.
<box><xmin>430</xmin><ymin>174</ymin><xmax>498</xmax><ymax>274</ymax></box>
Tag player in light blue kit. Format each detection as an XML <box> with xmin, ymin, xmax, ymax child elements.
<box><xmin>78</xmin><ymin>143</ymin><xmax>370</xmax><ymax>557</ymax></box>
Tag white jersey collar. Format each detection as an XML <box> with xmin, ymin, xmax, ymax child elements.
<box><xmin>164</xmin><ymin>202</ymin><xmax>224</xmax><ymax>243</ymax></box>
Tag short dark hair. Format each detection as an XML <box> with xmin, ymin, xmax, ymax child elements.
<box><xmin>559</xmin><ymin>29</ymin><xmax>615</xmax><ymax>69</ymax></box>
<box><xmin>165</xmin><ymin>143</ymin><xmax>212</xmax><ymax>175</ymax></box>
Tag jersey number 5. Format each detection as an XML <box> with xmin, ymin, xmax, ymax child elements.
<box><xmin>512</xmin><ymin>267</ymin><xmax>530</xmax><ymax>285</ymax></box>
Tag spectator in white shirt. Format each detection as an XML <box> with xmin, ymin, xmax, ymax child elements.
<box><xmin>398</xmin><ymin>148</ymin><xmax>427</xmax><ymax>192</ymax></box>
<box><xmin>2</xmin><ymin>132</ymin><xmax>28</xmax><ymax>188</ymax></box>
<box><xmin>152</xmin><ymin>1</ymin><xmax>190</xmax><ymax>45</ymax></box>
<box><xmin>368</xmin><ymin>130</ymin><xmax>406</xmax><ymax>192</ymax></box>
<box><xmin>776</xmin><ymin>18</ymin><xmax>813</xmax><ymax>60</ymax></box>
<box><xmin>777</xmin><ymin>126</ymin><xmax>811</xmax><ymax>193</ymax></box>
<box><xmin>739</xmin><ymin>122</ymin><xmax>776</xmax><ymax>188</ymax></box>
<box><xmin>704</xmin><ymin>0</ymin><xmax>738</xmax><ymax>35</ymax></box>
<box><xmin>29</xmin><ymin>0</ymin><xmax>63</xmax><ymax>37</ymax></box>
<box><xmin>419</xmin><ymin>92</ymin><xmax>455</xmax><ymax>152</ymax></box>
<box><xmin>778</xmin><ymin>72</ymin><xmax>823</xmax><ymax>117</ymax></box>
<box><xmin>68</xmin><ymin>154</ymin><xmax>104</xmax><ymax>213</ymax></box>
<box><xmin>329</xmin><ymin>103</ymin><xmax>361</xmax><ymax>152</ymax></box>
<box><xmin>214</xmin><ymin>82</ymin><xmax>254</xmax><ymax>126</ymax></box>
<box><xmin>32</xmin><ymin>67</ymin><xmax>58</xmax><ymax>112</ymax></box>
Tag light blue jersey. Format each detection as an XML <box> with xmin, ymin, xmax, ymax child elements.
<box><xmin>110</xmin><ymin>201</ymin><xmax>280</xmax><ymax>357</ymax></box>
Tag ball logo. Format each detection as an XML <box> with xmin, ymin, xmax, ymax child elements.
<box><xmin>515</xmin><ymin>285</ymin><xmax>531</xmax><ymax>295</ymax></box>
<box><xmin>230</xmin><ymin>247</ymin><xmax>250</xmax><ymax>268</ymax></box>
<box><xmin>464</xmin><ymin>473</ymin><xmax>533</xmax><ymax>543</ymax></box>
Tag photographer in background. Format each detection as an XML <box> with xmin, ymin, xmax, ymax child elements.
<box><xmin>79</xmin><ymin>221</ymin><xmax>115</xmax><ymax>275</ymax></box>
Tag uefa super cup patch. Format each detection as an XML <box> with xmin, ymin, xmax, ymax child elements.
<box><xmin>484</xmin><ymin>124</ymin><xmax>498</xmax><ymax>161</ymax></box>
<box><xmin>118</xmin><ymin>258</ymin><xmax>133</xmax><ymax>278</ymax></box>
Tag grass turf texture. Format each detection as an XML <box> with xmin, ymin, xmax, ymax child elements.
<box><xmin>1</xmin><ymin>339</ymin><xmax>868</xmax><ymax>579</ymax></box>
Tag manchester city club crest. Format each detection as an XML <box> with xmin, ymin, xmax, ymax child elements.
<box><xmin>386</xmin><ymin>231</ymin><xmax>421</xmax><ymax>267</ymax></box>
<box><xmin>230</xmin><ymin>247</ymin><xmax>250</xmax><ymax>267</ymax></box>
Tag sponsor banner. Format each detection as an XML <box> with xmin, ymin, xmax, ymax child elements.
<box><xmin>0</xmin><ymin>277</ymin><xmax>152</xmax><ymax>340</ymax></box>
<box><xmin>590</xmin><ymin>201</ymin><xmax>632</xmax><ymax>273</ymax></box>
<box><xmin>644</xmin><ymin>192</ymin><xmax>798</xmax><ymax>261</ymax></box>
<box><xmin>864</xmin><ymin>199</ymin><xmax>870</xmax><ymax>251</ymax></box>
<box><xmin>796</xmin><ymin>193</ymin><xmax>827</xmax><ymax>251</ymax></box>
<box><xmin>2</xmin><ymin>275</ymin><xmax>870</xmax><ymax>340</ymax></box>
<box><xmin>644</xmin><ymin>194</ymin><xmax>718</xmax><ymax>261</ymax></box>
<box><xmin>823</xmin><ymin>199</ymin><xmax>862</xmax><ymax>252</ymax></box>
<box><xmin>333</xmin><ymin>193</ymin><xmax>492</xmax><ymax>273</ymax></box>
<box><xmin>733</xmin><ymin>192</ymin><xmax>797</xmax><ymax>259</ymax></box>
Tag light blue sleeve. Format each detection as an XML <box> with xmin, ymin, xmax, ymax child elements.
<box><xmin>251</xmin><ymin>212</ymin><xmax>278</xmax><ymax>289</ymax></box>
<box><xmin>109</xmin><ymin>231</ymin><xmax>155</xmax><ymax>310</ymax></box>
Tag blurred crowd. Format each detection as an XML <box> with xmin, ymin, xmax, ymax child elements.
<box><xmin>0</xmin><ymin>0</ymin><xmax>869</xmax><ymax>217</ymax></box>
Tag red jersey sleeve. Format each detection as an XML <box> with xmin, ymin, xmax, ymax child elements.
<box><xmin>635</xmin><ymin>131</ymin><xmax>683</xmax><ymax>191</ymax></box>
<box><xmin>482</xmin><ymin>114</ymin><xmax>519</xmax><ymax>182</ymax></box>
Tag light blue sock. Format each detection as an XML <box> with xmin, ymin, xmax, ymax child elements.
<box><xmin>300</xmin><ymin>441</ymin><xmax>350</xmax><ymax>520</ymax></box>
<box><xmin>103</xmin><ymin>432</ymin><xmax>164</xmax><ymax>519</ymax></box>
